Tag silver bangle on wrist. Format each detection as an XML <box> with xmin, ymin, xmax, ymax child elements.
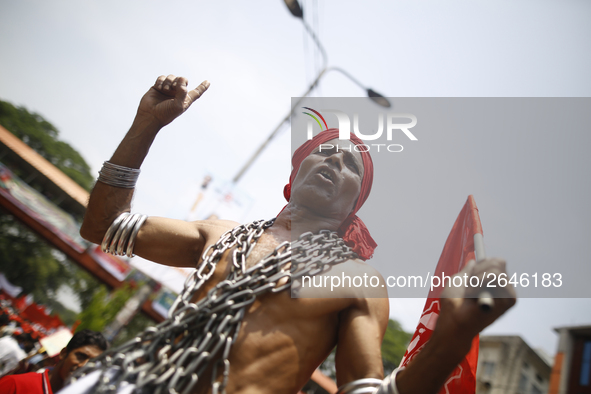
<box><xmin>97</xmin><ymin>161</ymin><xmax>141</xmax><ymax>189</ymax></box>
<box><xmin>101</xmin><ymin>212</ymin><xmax>148</xmax><ymax>257</ymax></box>
<box><xmin>336</xmin><ymin>367</ymin><xmax>403</xmax><ymax>394</ymax></box>
<box><xmin>374</xmin><ymin>367</ymin><xmax>403</xmax><ymax>394</ymax></box>
<box><xmin>337</xmin><ymin>378</ymin><xmax>383</xmax><ymax>394</ymax></box>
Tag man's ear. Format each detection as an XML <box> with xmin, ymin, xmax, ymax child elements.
<box><xmin>59</xmin><ymin>347</ymin><xmax>68</xmax><ymax>360</ymax></box>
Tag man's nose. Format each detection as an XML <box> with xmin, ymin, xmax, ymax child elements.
<box><xmin>326</xmin><ymin>151</ymin><xmax>344</xmax><ymax>169</ymax></box>
<box><xmin>74</xmin><ymin>359</ymin><xmax>89</xmax><ymax>371</ymax></box>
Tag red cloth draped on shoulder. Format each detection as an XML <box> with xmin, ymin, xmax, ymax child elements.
<box><xmin>282</xmin><ymin>128</ymin><xmax>377</xmax><ymax>260</ymax></box>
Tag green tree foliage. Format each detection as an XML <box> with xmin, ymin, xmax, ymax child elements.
<box><xmin>0</xmin><ymin>213</ymin><xmax>68</xmax><ymax>299</ymax></box>
<box><xmin>43</xmin><ymin>299</ymin><xmax>78</xmax><ymax>327</ymax></box>
<box><xmin>0</xmin><ymin>100</ymin><xmax>94</xmax><ymax>191</ymax></box>
<box><xmin>0</xmin><ymin>210</ymin><xmax>153</xmax><ymax>336</ymax></box>
<box><xmin>311</xmin><ymin>318</ymin><xmax>411</xmax><ymax>392</ymax></box>
<box><xmin>111</xmin><ymin>312</ymin><xmax>154</xmax><ymax>347</ymax></box>
<box><xmin>0</xmin><ymin>99</ymin><xmax>108</xmax><ymax>329</ymax></box>
<box><xmin>0</xmin><ymin>213</ymin><xmax>101</xmax><ymax>326</ymax></box>
<box><xmin>381</xmin><ymin>319</ymin><xmax>412</xmax><ymax>374</ymax></box>
<box><xmin>75</xmin><ymin>284</ymin><xmax>136</xmax><ymax>333</ymax></box>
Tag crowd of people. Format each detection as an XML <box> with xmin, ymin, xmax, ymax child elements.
<box><xmin>0</xmin><ymin>307</ymin><xmax>108</xmax><ymax>394</ymax></box>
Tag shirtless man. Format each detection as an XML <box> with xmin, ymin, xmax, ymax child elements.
<box><xmin>80</xmin><ymin>74</ymin><xmax>516</xmax><ymax>394</ymax></box>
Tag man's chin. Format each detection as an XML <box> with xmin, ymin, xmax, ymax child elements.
<box><xmin>300</xmin><ymin>197</ymin><xmax>336</xmax><ymax>213</ymax></box>
<box><xmin>292</xmin><ymin>184</ymin><xmax>336</xmax><ymax>203</ymax></box>
<box><xmin>64</xmin><ymin>368</ymin><xmax>77</xmax><ymax>379</ymax></box>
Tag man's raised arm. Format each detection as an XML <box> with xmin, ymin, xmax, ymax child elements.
<box><xmin>385</xmin><ymin>258</ymin><xmax>515</xmax><ymax>394</ymax></box>
<box><xmin>80</xmin><ymin>75</ymin><xmax>219</xmax><ymax>268</ymax></box>
<box><xmin>335</xmin><ymin>258</ymin><xmax>516</xmax><ymax>394</ymax></box>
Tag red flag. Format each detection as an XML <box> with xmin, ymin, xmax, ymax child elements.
<box><xmin>399</xmin><ymin>195</ymin><xmax>482</xmax><ymax>393</ymax></box>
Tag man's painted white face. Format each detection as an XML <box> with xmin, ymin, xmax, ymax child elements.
<box><xmin>291</xmin><ymin>138</ymin><xmax>364</xmax><ymax>221</ymax></box>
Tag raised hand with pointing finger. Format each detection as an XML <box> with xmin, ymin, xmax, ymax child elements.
<box><xmin>136</xmin><ymin>75</ymin><xmax>210</xmax><ymax>128</ymax></box>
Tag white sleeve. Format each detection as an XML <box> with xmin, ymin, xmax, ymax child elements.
<box><xmin>58</xmin><ymin>369</ymin><xmax>136</xmax><ymax>394</ymax></box>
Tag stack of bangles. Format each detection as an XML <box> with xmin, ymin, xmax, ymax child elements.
<box><xmin>97</xmin><ymin>161</ymin><xmax>147</xmax><ymax>257</ymax></box>
<box><xmin>101</xmin><ymin>212</ymin><xmax>147</xmax><ymax>257</ymax></box>
<box><xmin>97</xmin><ymin>161</ymin><xmax>140</xmax><ymax>189</ymax></box>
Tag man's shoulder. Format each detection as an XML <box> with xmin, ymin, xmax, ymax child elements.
<box><xmin>345</xmin><ymin>260</ymin><xmax>389</xmax><ymax>322</ymax></box>
<box><xmin>295</xmin><ymin>256</ymin><xmax>388</xmax><ymax>301</ymax></box>
<box><xmin>1</xmin><ymin>371</ymin><xmax>44</xmax><ymax>381</ymax></box>
<box><xmin>332</xmin><ymin>257</ymin><xmax>386</xmax><ymax>284</ymax></box>
<box><xmin>0</xmin><ymin>371</ymin><xmax>44</xmax><ymax>393</ymax></box>
<box><xmin>343</xmin><ymin>257</ymin><xmax>384</xmax><ymax>274</ymax></box>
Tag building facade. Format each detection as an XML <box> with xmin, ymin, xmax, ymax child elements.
<box><xmin>476</xmin><ymin>335</ymin><xmax>551</xmax><ymax>394</ymax></box>
<box><xmin>549</xmin><ymin>325</ymin><xmax>591</xmax><ymax>394</ymax></box>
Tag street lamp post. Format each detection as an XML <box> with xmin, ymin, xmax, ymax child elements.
<box><xmin>232</xmin><ymin>2</ymin><xmax>390</xmax><ymax>184</ymax></box>
<box><xmin>191</xmin><ymin>1</ymin><xmax>389</xmax><ymax>218</ymax></box>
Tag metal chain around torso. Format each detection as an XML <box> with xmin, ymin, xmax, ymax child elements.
<box><xmin>70</xmin><ymin>219</ymin><xmax>357</xmax><ymax>394</ymax></box>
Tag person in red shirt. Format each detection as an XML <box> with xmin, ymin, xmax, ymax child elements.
<box><xmin>0</xmin><ymin>329</ymin><xmax>107</xmax><ymax>393</ymax></box>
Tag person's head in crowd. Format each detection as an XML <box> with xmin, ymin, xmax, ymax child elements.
<box><xmin>0</xmin><ymin>312</ymin><xmax>9</xmax><ymax>327</ymax></box>
<box><xmin>14</xmin><ymin>332</ymin><xmax>35</xmax><ymax>353</ymax></box>
<box><xmin>49</xmin><ymin>329</ymin><xmax>108</xmax><ymax>391</ymax></box>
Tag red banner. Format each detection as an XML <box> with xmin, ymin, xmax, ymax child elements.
<box><xmin>400</xmin><ymin>195</ymin><xmax>482</xmax><ymax>393</ymax></box>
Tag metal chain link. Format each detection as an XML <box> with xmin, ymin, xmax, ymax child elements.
<box><xmin>70</xmin><ymin>219</ymin><xmax>356</xmax><ymax>394</ymax></box>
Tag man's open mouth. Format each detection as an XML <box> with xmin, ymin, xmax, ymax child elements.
<box><xmin>318</xmin><ymin>169</ymin><xmax>335</xmax><ymax>183</ymax></box>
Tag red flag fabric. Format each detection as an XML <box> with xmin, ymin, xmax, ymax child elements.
<box><xmin>400</xmin><ymin>195</ymin><xmax>482</xmax><ymax>393</ymax></box>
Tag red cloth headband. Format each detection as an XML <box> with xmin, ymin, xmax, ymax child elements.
<box><xmin>283</xmin><ymin>129</ymin><xmax>377</xmax><ymax>260</ymax></box>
